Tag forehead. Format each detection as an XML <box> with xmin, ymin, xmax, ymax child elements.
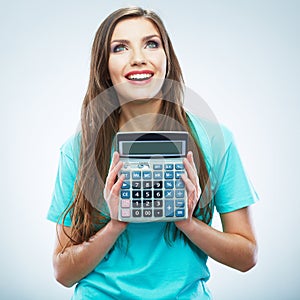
<box><xmin>111</xmin><ymin>17</ymin><xmax>161</xmax><ymax>40</ymax></box>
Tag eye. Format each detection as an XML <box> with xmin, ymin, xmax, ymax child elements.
<box><xmin>146</xmin><ymin>40</ymin><xmax>159</xmax><ymax>49</ymax></box>
<box><xmin>112</xmin><ymin>44</ymin><xmax>127</xmax><ymax>53</ymax></box>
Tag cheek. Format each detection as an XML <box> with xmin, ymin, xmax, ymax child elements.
<box><xmin>108</xmin><ymin>57</ymin><xmax>122</xmax><ymax>84</ymax></box>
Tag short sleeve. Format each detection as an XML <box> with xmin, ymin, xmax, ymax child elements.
<box><xmin>47</xmin><ymin>135</ymin><xmax>80</xmax><ymax>226</ymax></box>
<box><xmin>214</xmin><ymin>132</ymin><xmax>259</xmax><ymax>214</ymax></box>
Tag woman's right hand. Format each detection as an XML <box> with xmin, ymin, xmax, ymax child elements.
<box><xmin>103</xmin><ymin>152</ymin><xmax>127</xmax><ymax>227</ymax></box>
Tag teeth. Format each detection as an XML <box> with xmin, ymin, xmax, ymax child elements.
<box><xmin>128</xmin><ymin>73</ymin><xmax>152</xmax><ymax>80</ymax></box>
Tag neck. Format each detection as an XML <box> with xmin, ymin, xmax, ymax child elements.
<box><xmin>119</xmin><ymin>98</ymin><xmax>162</xmax><ymax>131</ymax></box>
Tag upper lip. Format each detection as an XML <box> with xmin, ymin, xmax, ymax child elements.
<box><xmin>124</xmin><ymin>70</ymin><xmax>154</xmax><ymax>78</ymax></box>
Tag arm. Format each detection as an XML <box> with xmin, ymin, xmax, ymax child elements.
<box><xmin>52</xmin><ymin>152</ymin><xmax>127</xmax><ymax>287</ymax></box>
<box><xmin>175</xmin><ymin>152</ymin><xmax>257</xmax><ymax>272</ymax></box>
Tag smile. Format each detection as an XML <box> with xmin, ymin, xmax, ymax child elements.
<box><xmin>125</xmin><ymin>71</ymin><xmax>154</xmax><ymax>81</ymax></box>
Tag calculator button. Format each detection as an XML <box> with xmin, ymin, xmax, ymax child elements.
<box><xmin>164</xmin><ymin>164</ymin><xmax>174</xmax><ymax>170</ymax></box>
<box><xmin>153</xmin><ymin>164</ymin><xmax>163</xmax><ymax>170</ymax></box>
<box><xmin>175</xmin><ymin>179</ymin><xmax>185</xmax><ymax>189</ymax></box>
<box><xmin>121</xmin><ymin>209</ymin><xmax>130</xmax><ymax>218</ymax></box>
<box><xmin>132</xmin><ymin>171</ymin><xmax>141</xmax><ymax>179</ymax></box>
<box><xmin>132</xmin><ymin>209</ymin><xmax>142</xmax><ymax>217</ymax></box>
<box><xmin>175</xmin><ymin>171</ymin><xmax>184</xmax><ymax>179</ymax></box>
<box><xmin>121</xmin><ymin>181</ymin><xmax>130</xmax><ymax>189</ymax></box>
<box><xmin>143</xmin><ymin>181</ymin><xmax>152</xmax><ymax>189</ymax></box>
<box><xmin>143</xmin><ymin>200</ymin><xmax>152</xmax><ymax>208</ymax></box>
<box><xmin>175</xmin><ymin>200</ymin><xmax>185</xmax><ymax>207</ymax></box>
<box><xmin>121</xmin><ymin>199</ymin><xmax>130</xmax><ymax>208</ymax></box>
<box><xmin>175</xmin><ymin>190</ymin><xmax>185</xmax><ymax>198</ymax></box>
<box><xmin>132</xmin><ymin>200</ymin><xmax>142</xmax><ymax>208</ymax></box>
<box><xmin>132</xmin><ymin>190</ymin><xmax>141</xmax><ymax>198</ymax></box>
<box><xmin>143</xmin><ymin>210</ymin><xmax>153</xmax><ymax>217</ymax></box>
<box><xmin>165</xmin><ymin>190</ymin><xmax>174</xmax><ymax>198</ymax></box>
<box><xmin>121</xmin><ymin>191</ymin><xmax>130</xmax><ymax>199</ymax></box>
<box><xmin>165</xmin><ymin>181</ymin><xmax>174</xmax><ymax>189</ymax></box>
<box><xmin>165</xmin><ymin>171</ymin><xmax>174</xmax><ymax>179</ymax></box>
<box><xmin>120</xmin><ymin>171</ymin><xmax>130</xmax><ymax>180</ymax></box>
<box><xmin>143</xmin><ymin>171</ymin><xmax>152</xmax><ymax>180</ymax></box>
<box><xmin>175</xmin><ymin>164</ymin><xmax>184</xmax><ymax>170</ymax></box>
<box><xmin>132</xmin><ymin>181</ymin><xmax>141</xmax><ymax>189</ymax></box>
<box><xmin>153</xmin><ymin>171</ymin><xmax>163</xmax><ymax>180</ymax></box>
<box><xmin>154</xmin><ymin>209</ymin><xmax>163</xmax><ymax>217</ymax></box>
<box><xmin>154</xmin><ymin>200</ymin><xmax>163</xmax><ymax>208</ymax></box>
<box><xmin>143</xmin><ymin>191</ymin><xmax>152</xmax><ymax>199</ymax></box>
<box><xmin>165</xmin><ymin>200</ymin><xmax>174</xmax><ymax>217</ymax></box>
<box><xmin>154</xmin><ymin>190</ymin><xmax>163</xmax><ymax>198</ymax></box>
<box><xmin>175</xmin><ymin>209</ymin><xmax>185</xmax><ymax>217</ymax></box>
<box><xmin>153</xmin><ymin>181</ymin><xmax>162</xmax><ymax>189</ymax></box>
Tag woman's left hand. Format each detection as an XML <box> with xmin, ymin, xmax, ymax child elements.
<box><xmin>175</xmin><ymin>151</ymin><xmax>201</xmax><ymax>230</ymax></box>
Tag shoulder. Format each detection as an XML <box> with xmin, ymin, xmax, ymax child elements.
<box><xmin>186</xmin><ymin>110</ymin><xmax>234</xmax><ymax>161</ymax></box>
<box><xmin>59</xmin><ymin>131</ymin><xmax>81</xmax><ymax>162</ymax></box>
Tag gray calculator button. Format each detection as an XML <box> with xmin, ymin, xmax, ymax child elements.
<box><xmin>154</xmin><ymin>209</ymin><xmax>163</xmax><ymax>217</ymax></box>
<box><xmin>165</xmin><ymin>200</ymin><xmax>174</xmax><ymax>217</ymax></box>
<box><xmin>132</xmin><ymin>181</ymin><xmax>141</xmax><ymax>189</ymax></box>
<box><xmin>143</xmin><ymin>200</ymin><xmax>152</xmax><ymax>208</ymax></box>
<box><xmin>143</xmin><ymin>209</ymin><xmax>152</xmax><ymax>217</ymax></box>
<box><xmin>143</xmin><ymin>181</ymin><xmax>152</xmax><ymax>189</ymax></box>
<box><xmin>133</xmin><ymin>209</ymin><xmax>142</xmax><ymax>217</ymax></box>
<box><xmin>154</xmin><ymin>200</ymin><xmax>163</xmax><ymax>208</ymax></box>
<box><xmin>133</xmin><ymin>200</ymin><xmax>142</xmax><ymax>208</ymax></box>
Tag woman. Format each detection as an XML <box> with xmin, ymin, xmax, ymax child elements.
<box><xmin>48</xmin><ymin>7</ymin><xmax>258</xmax><ymax>299</ymax></box>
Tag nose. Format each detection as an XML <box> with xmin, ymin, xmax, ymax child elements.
<box><xmin>130</xmin><ymin>48</ymin><xmax>147</xmax><ymax>66</ymax></box>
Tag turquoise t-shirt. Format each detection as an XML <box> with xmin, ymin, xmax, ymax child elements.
<box><xmin>47</xmin><ymin>112</ymin><xmax>258</xmax><ymax>299</ymax></box>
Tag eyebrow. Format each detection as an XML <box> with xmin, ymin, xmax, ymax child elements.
<box><xmin>110</xmin><ymin>34</ymin><xmax>161</xmax><ymax>44</ymax></box>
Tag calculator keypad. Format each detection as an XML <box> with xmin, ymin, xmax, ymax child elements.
<box><xmin>119</xmin><ymin>161</ymin><xmax>187</xmax><ymax>222</ymax></box>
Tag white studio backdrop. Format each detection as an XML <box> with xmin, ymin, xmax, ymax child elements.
<box><xmin>0</xmin><ymin>0</ymin><xmax>299</xmax><ymax>299</ymax></box>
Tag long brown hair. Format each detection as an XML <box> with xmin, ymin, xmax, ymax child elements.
<box><xmin>61</xmin><ymin>7</ymin><xmax>213</xmax><ymax>247</ymax></box>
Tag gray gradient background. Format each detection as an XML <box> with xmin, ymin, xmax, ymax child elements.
<box><xmin>0</xmin><ymin>0</ymin><xmax>299</xmax><ymax>299</ymax></box>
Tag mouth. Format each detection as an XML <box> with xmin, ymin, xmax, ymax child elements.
<box><xmin>125</xmin><ymin>71</ymin><xmax>154</xmax><ymax>81</ymax></box>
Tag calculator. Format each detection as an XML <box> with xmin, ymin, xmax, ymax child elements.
<box><xmin>116</xmin><ymin>131</ymin><xmax>188</xmax><ymax>222</ymax></box>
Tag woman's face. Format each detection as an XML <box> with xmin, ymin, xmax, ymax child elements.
<box><xmin>108</xmin><ymin>17</ymin><xmax>167</xmax><ymax>103</ymax></box>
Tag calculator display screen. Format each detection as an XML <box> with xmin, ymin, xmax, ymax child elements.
<box><xmin>121</xmin><ymin>140</ymin><xmax>184</xmax><ymax>156</ymax></box>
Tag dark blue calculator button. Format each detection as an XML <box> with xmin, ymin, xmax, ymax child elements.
<box><xmin>175</xmin><ymin>171</ymin><xmax>184</xmax><ymax>179</ymax></box>
<box><xmin>175</xmin><ymin>209</ymin><xmax>185</xmax><ymax>217</ymax></box>
<box><xmin>153</xmin><ymin>164</ymin><xmax>163</xmax><ymax>170</ymax></box>
<box><xmin>175</xmin><ymin>164</ymin><xmax>184</xmax><ymax>170</ymax></box>
<box><xmin>153</xmin><ymin>181</ymin><xmax>162</xmax><ymax>189</ymax></box>
<box><xmin>164</xmin><ymin>164</ymin><xmax>174</xmax><ymax>170</ymax></box>
<box><xmin>121</xmin><ymin>181</ymin><xmax>130</xmax><ymax>189</ymax></box>
<box><xmin>121</xmin><ymin>191</ymin><xmax>130</xmax><ymax>199</ymax></box>
<box><xmin>165</xmin><ymin>181</ymin><xmax>174</xmax><ymax>189</ymax></box>
<box><xmin>143</xmin><ymin>191</ymin><xmax>152</xmax><ymax>199</ymax></box>
<box><xmin>165</xmin><ymin>171</ymin><xmax>174</xmax><ymax>179</ymax></box>
<box><xmin>154</xmin><ymin>190</ymin><xmax>162</xmax><ymax>198</ymax></box>
<box><xmin>132</xmin><ymin>191</ymin><xmax>141</xmax><ymax>198</ymax></box>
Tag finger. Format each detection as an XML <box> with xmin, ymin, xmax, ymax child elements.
<box><xmin>105</xmin><ymin>160</ymin><xmax>124</xmax><ymax>191</ymax></box>
<box><xmin>187</xmin><ymin>151</ymin><xmax>197</xmax><ymax>173</ymax></box>
<box><xmin>108</xmin><ymin>152</ymin><xmax>120</xmax><ymax>173</ymax></box>
<box><xmin>110</xmin><ymin>174</ymin><xmax>125</xmax><ymax>197</ymax></box>
<box><xmin>183</xmin><ymin>156</ymin><xmax>198</xmax><ymax>186</ymax></box>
